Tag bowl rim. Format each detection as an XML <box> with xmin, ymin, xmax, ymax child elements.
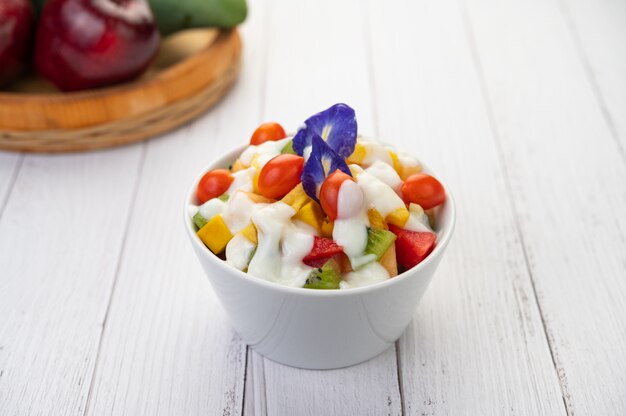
<box><xmin>184</xmin><ymin>142</ymin><xmax>456</xmax><ymax>297</ymax></box>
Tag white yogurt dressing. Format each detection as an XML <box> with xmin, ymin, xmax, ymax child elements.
<box><xmin>404</xmin><ymin>203</ymin><xmax>433</xmax><ymax>233</ymax></box>
<box><xmin>247</xmin><ymin>202</ymin><xmax>315</xmax><ymax>287</ymax></box>
<box><xmin>201</xmin><ymin>137</ymin><xmax>434</xmax><ymax>289</ymax></box>
<box><xmin>198</xmin><ymin>198</ymin><xmax>226</xmax><ymax>221</ymax></box>
<box><xmin>292</xmin><ymin>219</ymin><xmax>319</xmax><ymax>236</ymax></box>
<box><xmin>365</xmin><ymin>160</ymin><xmax>402</xmax><ymax>193</ymax></box>
<box><xmin>222</xmin><ymin>191</ymin><xmax>269</xmax><ymax>233</ymax></box>
<box><xmin>227</xmin><ymin>167</ymin><xmax>257</xmax><ymax>194</ymax></box>
<box><xmin>355</xmin><ymin>170</ymin><xmax>405</xmax><ymax>217</ymax></box>
<box><xmin>238</xmin><ymin>137</ymin><xmax>292</xmax><ymax>168</ymax></box>
<box><xmin>275</xmin><ymin>224</ymin><xmax>316</xmax><ymax>287</ymax></box>
<box><xmin>225</xmin><ymin>233</ymin><xmax>256</xmax><ymax>271</ymax></box>
<box><xmin>332</xmin><ymin>179</ymin><xmax>376</xmax><ymax>269</ymax></box>
<box><xmin>396</xmin><ymin>150</ymin><xmax>421</xmax><ymax>171</ymax></box>
<box><xmin>361</xmin><ymin>139</ymin><xmax>393</xmax><ymax>167</ymax></box>
<box><xmin>339</xmin><ymin>261</ymin><xmax>390</xmax><ymax>289</ymax></box>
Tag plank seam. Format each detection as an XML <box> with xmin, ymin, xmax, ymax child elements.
<box><xmin>362</xmin><ymin>0</ymin><xmax>380</xmax><ymax>138</ymax></box>
<box><xmin>0</xmin><ymin>154</ymin><xmax>23</xmax><ymax>222</ymax></box>
<box><xmin>82</xmin><ymin>142</ymin><xmax>148</xmax><ymax>416</ymax></box>
<box><xmin>556</xmin><ymin>0</ymin><xmax>626</xmax><ymax>166</ymax></box>
<box><xmin>242</xmin><ymin>0</ymin><xmax>272</xmax><ymax>411</ymax></box>
<box><xmin>261</xmin><ymin>358</ymin><xmax>268</xmax><ymax>416</ymax></box>
<box><xmin>258</xmin><ymin>0</ymin><xmax>271</xmax><ymax>122</ymax></box>
<box><xmin>240</xmin><ymin>347</ymin><xmax>250</xmax><ymax>416</ymax></box>
<box><xmin>363</xmin><ymin>1</ymin><xmax>403</xmax><ymax>413</ymax></box>
<box><xmin>457</xmin><ymin>1</ymin><xmax>572</xmax><ymax>414</ymax></box>
<box><xmin>394</xmin><ymin>341</ymin><xmax>405</xmax><ymax>416</ymax></box>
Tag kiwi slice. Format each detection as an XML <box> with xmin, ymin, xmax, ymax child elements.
<box><xmin>364</xmin><ymin>227</ymin><xmax>397</xmax><ymax>261</ymax></box>
<box><xmin>304</xmin><ymin>258</ymin><xmax>341</xmax><ymax>290</ymax></box>
<box><xmin>280</xmin><ymin>140</ymin><xmax>296</xmax><ymax>155</ymax></box>
<box><xmin>193</xmin><ymin>212</ymin><xmax>208</xmax><ymax>229</ymax></box>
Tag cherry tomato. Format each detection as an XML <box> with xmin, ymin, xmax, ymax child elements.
<box><xmin>319</xmin><ymin>170</ymin><xmax>353</xmax><ymax>221</ymax></box>
<box><xmin>250</xmin><ymin>122</ymin><xmax>287</xmax><ymax>145</ymax></box>
<box><xmin>401</xmin><ymin>173</ymin><xmax>446</xmax><ymax>210</ymax></box>
<box><xmin>196</xmin><ymin>169</ymin><xmax>234</xmax><ymax>204</ymax></box>
<box><xmin>257</xmin><ymin>154</ymin><xmax>304</xmax><ymax>199</ymax></box>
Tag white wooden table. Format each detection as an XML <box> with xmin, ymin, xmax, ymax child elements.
<box><xmin>2</xmin><ymin>0</ymin><xmax>625</xmax><ymax>414</ymax></box>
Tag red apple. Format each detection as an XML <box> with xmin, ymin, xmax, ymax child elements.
<box><xmin>34</xmin><ymin>0</ymin><xmax>160</xmax><ymax>91</ymax></box>
<box><xmin>0</xmin><ymin>0</ymin><xmax>34</xmax><ymax>86</ymax></box>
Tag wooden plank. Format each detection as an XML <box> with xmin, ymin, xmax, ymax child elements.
<box><xmin>367</xmin><ymin>0</ymin><xmax>567</xmax><ymax>414</ymax></box>
<box><xmin>85</xmin><ymin>4</ymin><xmax>269</xmax><ymax>415</ymax></box>
<box><xmin>561</xmin><ymin>0</ymin><xmax>626</xmax><ymax>152</ymax></box>
<box><xmin>257</xmin><ymin>348</ymin><xmax>401</xmax><ymax>416</ymax></box>
<box><xmin>0</xmin><ymin>146</ymin><xmax>143</xmax><ymax>416</ymax></box>
<box><xmin>463</xmin><ymin>0</ymin><xmax>626</xmax><ymax>413</ymax></box>
<box><xmin>244</xmin><ymin>0</ymin><xmax>402</xmax><ymax>414</ymax></box>
<box><xmin>0</xmin><ymin>153</ymin><xmax>21</xmax><ymax>216</ymax></box>
<box><xmin>243</xmin><ymin>350</ymin><xmax>266</xmax><ymax>416</ymax></box>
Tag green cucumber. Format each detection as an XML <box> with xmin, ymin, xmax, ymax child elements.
<box><xmin>304</xmin><ymin>259</ymin><xmax>341</xmax><ymax>290</ymax></box>
<box><xmin>149</xmin><ymin>0</ymin><xmax>248</xmax><ymax>35</ymax></box>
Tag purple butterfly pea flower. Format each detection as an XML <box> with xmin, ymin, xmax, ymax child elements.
<box><xmin>301</xmin><ymin>134</ymin><xmax>352</xmax><ymax>202</ymax></box>
<box><xmin>293</xmin><ymin>103</ymin><xmax>357</xmax><ymax>159</ymax></box>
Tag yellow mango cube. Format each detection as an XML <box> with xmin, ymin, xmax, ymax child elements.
<box><xmin>281</xmin><ymin>184</ymin><xmax>310</xmax><ymax>212</ymax></box>
<box><xmin>294</xmin><ymin>201</ymin><xmax>324</xmax><ymax>232</ymax></box>
<box><xmin>231</xmin><ymin>159</ymin><xmax>246</xmax><ymax>172</ymax></box>
<box><xmin>399</xmin><ymin>165</ymin><xmax>422</xmax><ymax>180</ymax></box>
<box><xmin>346</xmin><ymin>142</ymin><xmax>366</xmax><ymax>164</ymax></box>
<box><xmin>367</xmin><ymin>208</ymin><xmax>388</xmax><ymax>230</ymax></box>
<box><xmin>321</xmin><ymin>219</ymin><xmax>334</xmax><ymax>238</ymax></box>
<box><xmin>386</xmin><ymin>207</ymin><xmax>409</xmax><ymax>228</ymax></box>
<box><xmin>197</xmin><ymin>215</ymin><xmax>233</xmax><ymax>254</ymax></box>
<box><xmin>388</xmin><ymin>149</ymin><xmax>423</xmax><ymax>180</ymax></box>
<box><xmin>252</xmin><ymin>170</ymin><xmax>261</xmax><ymax>193</ymax></box>
<box><xmin>239</xmin><ymin>222</ymin><xmax>258</xmax><ymax>244</ymax></box>
<box><xmin>388</xmin><ymin>150</ymin><xmax>403</xmax><ymax>175</ymax></box>
<box><xmin>242</xmin><ymin>191</ymin><xmax>275</xmax><ymax>204</ymax></box>
<box><xmin>250</xmin><ymin>154</ymin><xmax>263</xmax><ymax>169</ymax></box>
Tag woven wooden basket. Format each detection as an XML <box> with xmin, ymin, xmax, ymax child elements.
<box><xmin>0</xmin><ymin>29</ymin><xmax>241</xmax><ymax>153</ymax></box>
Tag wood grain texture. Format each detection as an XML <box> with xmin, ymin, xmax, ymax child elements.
<box><xmin>0</xmin><ymin>146</ymin><xmax>143</xmax><ymax>415</ymax></box>
<box><xmin>1</xmin><ymin>0</ymin><xmax>625</xmax><ymax>414</ymax></box>
<box><xmin>242</xmin><ymin>0</ymin><xmax>403</xmax><ymax>415</ymax></box>
<box><xmin>84</xmin><ymin>6</ymin><xmax>269</xmax><ymax>415</ymax></box>
<box><xmin>463</xmin><ymin>0</ymin><xmax>626</xmax><ymax>413</ymax></box>
<box><xmin>84</xmin><ymin>124</ymin><xmax>247</xmax><ymax>416</ymax></box>
<box><xmin>560</xmin><ymin>0</ymin><xmax>626</xmax><ymax>153</ymax></box>
<box><xmin>252</xmin><ymin>348</ymin><xmax>401</xmax><ymax>416</ymax></box>
<box><xmin>367</xmin><ymin>0</ymin><xmax>566</xmax><ymax>414</ymax></box>
<box><xmin>0</xmin><ymin>153</ymin><xmax>21</xmax><ymax>216</ymax></box>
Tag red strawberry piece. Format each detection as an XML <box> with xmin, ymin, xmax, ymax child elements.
<box><xmin>388</xmin><ymin>225</ymin><xmax>436</xmax><ymax>270</ymax></box>
<box><xmin>303</xmin><ymin>236</ymin><xmax>344</xmax><ymax>267</ymax></box>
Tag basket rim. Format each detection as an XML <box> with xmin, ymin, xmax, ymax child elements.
<box><xmin>0</xmin><ymin>28</ymin><xmax>237</xmax><ymax>104</ymax></box>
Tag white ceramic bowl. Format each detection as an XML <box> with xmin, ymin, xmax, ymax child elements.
<box><xmin>184</xmin><ymin>146</ymin><xmax>456</xmax><ymax>369</ymax></box>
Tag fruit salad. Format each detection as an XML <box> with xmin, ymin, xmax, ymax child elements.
<box><xmin>189</xmin><ymin>104</ymin><xmax>447</xmax><ymax>289</ymax></box>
